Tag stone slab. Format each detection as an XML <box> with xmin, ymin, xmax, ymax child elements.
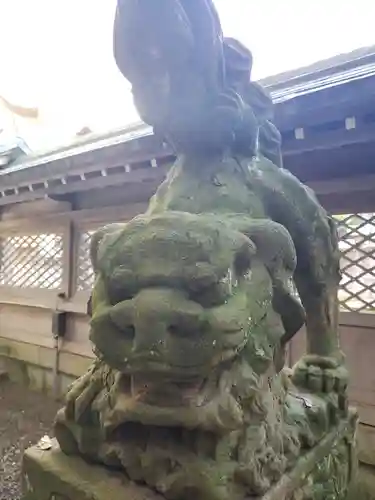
<box><xmin>358</xmin><ymin>424</ymin><xmax>375</xmax><ymax>467</ymax></box>
<box><xmin>22</xmin><ymin>441</ymin><xmax>164</xmax><ymax>500</ymax></box>
<box><xmin>349</xmin><ymin>464</ymin><xmax>375</xmax><ymax>499</ymax></box>
<box><xmin>23</xmin><ymin>413</ymin><xmax>357</xmax><ymax>500</ymax></box>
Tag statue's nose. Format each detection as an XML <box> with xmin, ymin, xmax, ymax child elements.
<box><xmin>110</xmin><ymin>288</ymin><xmax>204</xmax><ymax>360</ymax></box>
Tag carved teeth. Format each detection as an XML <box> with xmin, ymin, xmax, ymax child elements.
<box><xmin>130</xmin><ymin>374</ymin><xmax>205</xmax><ymax>406</ymax></box>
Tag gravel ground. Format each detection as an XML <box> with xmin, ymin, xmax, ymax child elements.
<box><xmin>0</xmin><ymin>378</ymin><xmax>60</xmax><ymax>500</ymax></box>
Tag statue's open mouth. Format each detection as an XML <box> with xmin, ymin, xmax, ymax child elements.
<box><xmin>105</xmin><ymin>362</ymin><xmax>245</xmax><ymax>433</ymax></box>
<box><xmin>128</xmin><ymin>369</ymin><xmax>220</xmax><ymax>408</ymax></box>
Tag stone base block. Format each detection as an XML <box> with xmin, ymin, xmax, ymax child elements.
<box><xmin>23</xmin><ymin>414</ymin><xmax>357</xmax><ymax>500</ymax></box>
<box><xmin>22</xmin><ymin>442</ymin><xmax>163</xmax><ymax>500</ymax></box>
<box><xmin>352</xmin><ymin>464</ymin><xmax>375</xmax><ymax>499</ymax></box>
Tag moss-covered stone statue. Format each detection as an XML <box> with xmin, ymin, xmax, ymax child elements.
<box><xmin>23</xmin><ymin>1</ymin><xmax>357</xmax><ymax>499</ymax></box>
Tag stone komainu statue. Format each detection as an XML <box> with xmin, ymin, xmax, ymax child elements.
<box><xmin>51</xmin><ymin>2</ymin><xmax>356</xmax><ymax>499</ymax></box>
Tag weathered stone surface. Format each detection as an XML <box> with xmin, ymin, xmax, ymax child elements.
<box><xmin>51</xmin><ymin>142</ymin><xmax>351</xmax><ymax>497</ymax></box>
<box><xmin>23</xmin><ymin>1</ymin><xmax>357</xmax><ymax>499</ymax></box>
<box><xmin>51</xmin><ymin>154</ymin><xmax>354</xmax><ymax>497</ymax></box>
<box><xmin>22</xmin><ymin>439</ymin><xmax>163</xmax><ymax>500</ymax></box>
<box><xmin>24</xmin><ymin>413</ymin><xmax>357</xmax><ymax>500</ymax></box>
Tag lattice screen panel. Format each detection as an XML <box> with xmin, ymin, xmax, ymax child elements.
<box><xmin>76</xmin><ymin>230</ymin><xmax>95</xmax><ymax>292</ymax></box>
<box><xmin>0</xmin><ymin>233</ymin><xmax>63</xmax><ymax>289</ymax></box>
<box><xmin>334</xmin><ymin>213</ymin><xmax>375</xmax><ymax>313</ymax></box>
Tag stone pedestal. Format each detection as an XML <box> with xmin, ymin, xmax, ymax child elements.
<box><xmin>22</xmin><ymin>440</ymin><xmax>163</xmax><ymax>500</ymax></box>
<box><xmin>22</xmin><ymin>414</ymin><xmax>357</xmax><ymax>500</ymax></box>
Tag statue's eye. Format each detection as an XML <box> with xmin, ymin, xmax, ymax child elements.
<box><xmin>108</xmin><ymin>287</ymin><xmax>135</xmax><ymax>306</ymax></box>
<box><xmin>168</xmin><ymin>325</ymin><xmax>191</xmax><ymax>339</ymax></box>
<box><xmin>122</xmin><ymin>325</ymin><xmax>135</xmax><ymax>340</ymax></box>
<box><xmin>168</xmin><ymin>324</ymin><xmax>201</xmax><ymax>340</ymax></box>
<box><xmin>190</xmin><ymin>271</ymin><xmax>236</xmax><ymax>307</ymax></box>
<box><xmin>107</xmin><ymin>268</ymin><xmax>137</xmax><ymax>305</ymax></box>
<box><xmin>191</xmin><ymin>286</ymin><xmax>221</xmax><ymax>307</ymax></box>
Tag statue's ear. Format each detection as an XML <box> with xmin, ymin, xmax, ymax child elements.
<box><xmin>274</xmin><ymin>288</ymin><xmax>306</xmax><ymax>346</ymax></box>
<box><xmin>90</xmin><ymin>223</ymin><xmax>126</xmax><ymax>274</ymax></box>
<box><xmin>229</xmin><ymin>216</ymin><xmax>306</xmax><ymax>343</ymax></box>
<box><xmin>230</xmin><ymin>217</ymin><xmax>296</xmax><ymax>273</ymax></box>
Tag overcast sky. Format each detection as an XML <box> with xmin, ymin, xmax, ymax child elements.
<box><xmin>1</xmin><ymin>0</ymin><xmax>375</xmax><ymax>150</ymax></box>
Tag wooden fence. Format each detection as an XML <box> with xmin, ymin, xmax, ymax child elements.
<box><xmin>288</xmin><ymin>211</ymin><xmax>375</xmax><ymax>466</ymax></box>
<box><xmin>0</xmin><ymin>196</ymin><xmax>374</xmax><ymax>463</ymax></box>
<box><xmin>0</xmin><ymin>200</ymin><xmax>148</xmax><ymax>391</ymax></box>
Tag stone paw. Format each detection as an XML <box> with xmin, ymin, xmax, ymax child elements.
<box><xmin>291</xmin><ymin>354</ymin><xmax>348</xmax><ymax>396</ymax></box>
<box><xmin>63</xmin><ymin>360</ymin><xmax>106</xmax><ymax>422</ymax></box>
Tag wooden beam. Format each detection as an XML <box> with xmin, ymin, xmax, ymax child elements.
<box><xmin>0</xmin><ymin>134</ymin><xmax>167</xmax><ymax>190</ymax></box>
<box><xmin>283</xmin><ymin>122</ymin><xmax>375</xmax><ymax>156</ymax></box>
<box><xmin>0</xmin><ymin>167</ymin><xmax>167</xmax><ymax>207</ymax></box>
<box><xmin>0</xmin><ymin>287</ymin><xmax>89</xmax><ymax>315</ymax></box>
<box><xmin>339</xmin><ymin>312</ymin><xmax>375</xmax><ymax>329</ymax></box>
<box><xmin>308</xmin><ymin>174</ymin><xmax>375</xmax><ymax>196</ymax></box>
<box><xmin>0</xmin><ymin>202</ymin><xmax>147</xmax><ymax>232</ymax></box>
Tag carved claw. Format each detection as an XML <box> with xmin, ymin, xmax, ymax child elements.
<box><xmin>64</xmin><ymin>368</ymin><xmax>94</xmax><ymax>421</ymax></box>
<box><xmin>64</xmin><ymin>360</ymin><xmax>105</xmax><ymax>422</ymax></box>
<box><xmin>291</xmin><ymin>355</ymin><xmax>348</xmax><ymax>396</ymax></box>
